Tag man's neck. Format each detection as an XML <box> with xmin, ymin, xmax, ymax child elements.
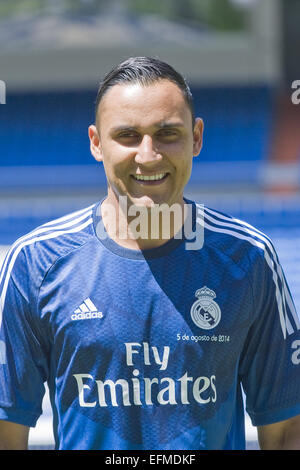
<box><xmin>100</xmin><ymin>195</ymin><xmax>187</xmax><ymax>251</ymax></box>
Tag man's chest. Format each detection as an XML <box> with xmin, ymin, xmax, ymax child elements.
<box><xmin>40</xmin><ymin>255</ymin><xmax>253</xmax><ymax>381</ymax></box>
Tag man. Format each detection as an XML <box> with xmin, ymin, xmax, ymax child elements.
<box><xmin>0</xmin><ymin>57</ymin><xmax>300</xmax><ymax>450</ymax></box>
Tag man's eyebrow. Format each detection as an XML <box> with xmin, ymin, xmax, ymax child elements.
<box><xmin>110</xmin><ymin>126</ymin><xmax>137</xmax><ymax>133</ymax></box>
<box><xmin>156</xmin><ymin>122</ymin><xmax>185</xmax><ymax>129</ymax></box>
<box><xmin>111</xmin><ymin>122</ymin><xmax>185</xmax><ymax>133</ymax></box>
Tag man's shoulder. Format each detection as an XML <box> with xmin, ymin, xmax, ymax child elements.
<box><xmin>190</xmin><ymin>202</ymin><xmax>277</xmax><ymax>273</ymax></box>
<box><xmin>2</xmin><ymin>203</ymin><xmax>96</xmax><ymax>279</ymax></box>
<box><xmin>198</xmin><ymin>203</ymin><xmax>273</xmax><ymax>252</ymax></box>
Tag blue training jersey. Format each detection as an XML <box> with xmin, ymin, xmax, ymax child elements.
<box><xmin>0</xmin><ymin>198</ymin><xmax>300</xmax><ymax>450</ymax></box>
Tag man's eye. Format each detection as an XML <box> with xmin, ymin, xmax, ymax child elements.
<box><xmin>119</xmin><ymin>132</ymin><xmax>137</xmax><ymax>138</ymax></box>
<box><xmin>157</xmin><ymin>129</ymin><xmax>178</xmax><ymax>137</ymax></box>
<box><xmin>116</xmin><ymin>132</ymin><xmax>141</xmax><ymax>146</ymax></box>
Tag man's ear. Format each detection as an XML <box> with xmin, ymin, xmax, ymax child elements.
<box><xmin>193</xmin><ymin>118</ymin><xmax>204</xmax><ymax>157</ymax></box>
<box><xmin>88</xmin><ymin>125</ymin><xmax>103</xmax><ymax>162</ymax></box>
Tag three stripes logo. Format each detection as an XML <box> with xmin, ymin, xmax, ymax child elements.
<box><xmin>71</xmin><ymin>298</ymin><xmax>103</xmax><ymax>321</ymax></box>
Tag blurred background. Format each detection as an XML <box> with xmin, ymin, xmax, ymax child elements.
<box><xmin>0</xmin><ymin>0</ymin><xmax>300</xmax><ymax>450</ymax></box>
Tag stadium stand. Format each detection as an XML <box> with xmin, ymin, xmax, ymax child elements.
<box><xmin>0</xmin><ymin>86</ymin><xmax>274</xmax><ymax>190</ymax></box>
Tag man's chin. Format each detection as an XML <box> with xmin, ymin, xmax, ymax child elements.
<box><xmin>127</xmin><ymin>195</ymin><xmax>171</xmax><ymax>208</ymax></box>
<box><xmin>112</xmin><ymin>189</ymin><xmax>183</xmax><ymax>209</ymax></box>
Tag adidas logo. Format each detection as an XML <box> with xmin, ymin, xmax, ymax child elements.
<box><xmin>71</xmin><ymin>298</ymin><xmax>103</xmax><ymax>321</ymax></box>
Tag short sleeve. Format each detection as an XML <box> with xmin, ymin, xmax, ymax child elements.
<box><xmin>0</xmin><ymin>247</ymin><xmax>48</xmax><ymax>427</ymax></box>
<box><xmin>239</xmin><ymin>244</ymin><xmax>300</xmax><ymax>426</ymax></box>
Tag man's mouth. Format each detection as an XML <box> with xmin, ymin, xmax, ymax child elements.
<box><xmin>132</xmin><ymin>173</ymin><xmax>168</xmax><ymax>184</ymax></box>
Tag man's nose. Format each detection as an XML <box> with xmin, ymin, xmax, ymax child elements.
<box><xmin>135</xmin><ymin>135</ymin><xmax>162</xmax><ymax>164</ymax></box>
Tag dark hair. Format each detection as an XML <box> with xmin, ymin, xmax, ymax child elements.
<box><xmin>95</xmin><ymin>56</ymin><xmax>195</xmax><ymax>125</ymax></box>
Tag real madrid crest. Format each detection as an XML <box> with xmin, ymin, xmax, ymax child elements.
<box><xmin>190</xmin><ymin>286</ymin><xmax>221</xmax><ymax>330</ymax></box>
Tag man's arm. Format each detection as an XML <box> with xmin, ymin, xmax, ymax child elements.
<box><xmin>257</xmin><ymin>415</ymin><xmax>300</xmax><ymax>450</ymax></box>
<box><xmin>0</xmin><ymin>420</ymin><xmax>29</xmax><ymax>450</ymax></box>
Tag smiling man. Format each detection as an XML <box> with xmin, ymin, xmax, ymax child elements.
<box><xmin>0</xmin><ymin>57</ymin><xmax>300</xmax><ymax>451</ymax></box>
<box><xmin>89</xmin><ymin>61</ymin><xmax>203</xmax><ymax>249</ymax></box>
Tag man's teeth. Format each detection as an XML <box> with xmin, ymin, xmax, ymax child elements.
<box><xmin>134</xmin><ymin>173</ymin><xmax>166</xmax><ymax>181</ymax></box>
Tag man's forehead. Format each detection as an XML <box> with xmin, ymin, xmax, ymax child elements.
<box><xmin>110</xmin><ymin>120</ymin><xmax>186</xmax><ymax>133</ymax></box>
<box><xmin>97</xmin><ymin>80</ymin><xmax>190</xmax><ymax>126</ymax></box>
